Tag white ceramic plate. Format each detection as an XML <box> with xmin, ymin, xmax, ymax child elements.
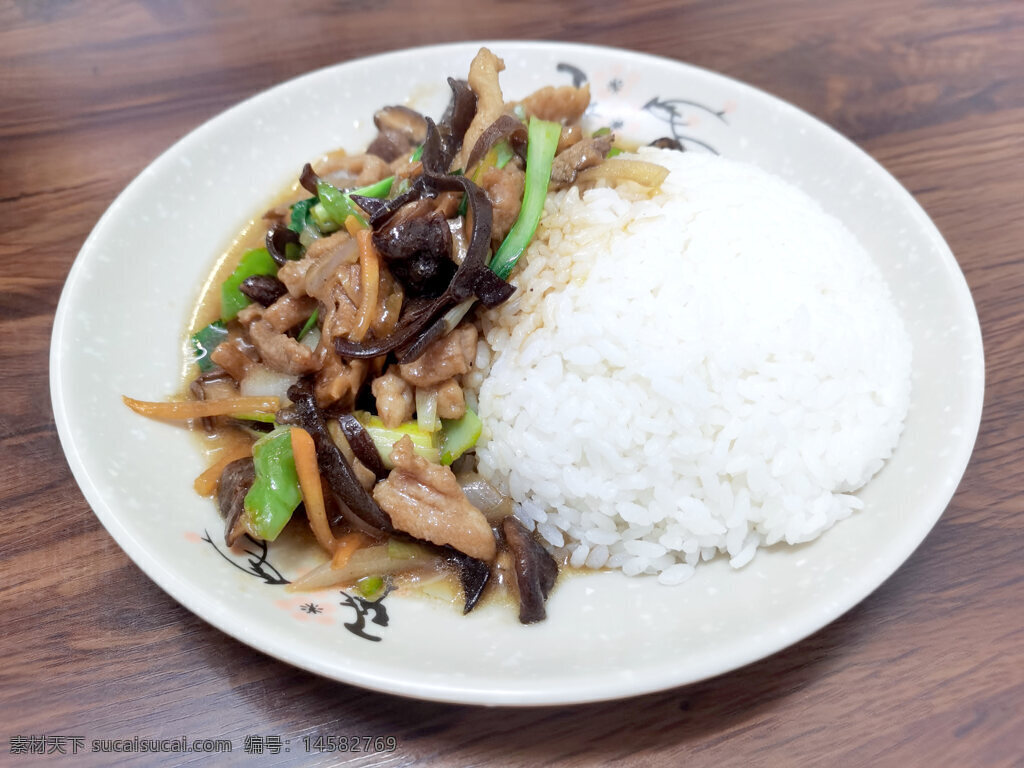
<box><xmin>51</xmin><ymin>41</ymin><xmax>984</xmax><ymax>705</ymax></box>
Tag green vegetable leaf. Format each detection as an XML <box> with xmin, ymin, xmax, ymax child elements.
<box><xmin>190</xmin><ymin>320</ymin><xmax>229</xmax><ymax>372</ymax></box>
<box><xmin>288</xmin><ymin>197</ymin><xmax>318</xmax><ymax>234</ymax></box>
<box><xmin>220</xmin><ymin>247</ymin><xmax>278</xmax><ymax>321</ymax></box>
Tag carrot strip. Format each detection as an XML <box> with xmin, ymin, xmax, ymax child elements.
<box><xmin>123</xmin><ymin>395</ymin><xmax>280</xmax><ymax>420</ymax></box>
<box><xmin>344</xmin><ymin>214</ymin><xmax>364</xmax><ymax>238</ymax></box>
<box><xmin>331</xmin><ymin>532</ymin><xmax>371</xmax><ymax>570</ymax></box>
<box><xmin>350</xmin><ymin>227</ymin><xmax>380</xmax><ymax>343</ymax></box>
<box><xmin>290</xmin><ymin>427</ymin><xmax>335</xmax><ymax>555</ymax></box>
<box><xmin>193</xmin><ymin>444</ymin><xmax>254</xmax><ymax>496</ymax></box>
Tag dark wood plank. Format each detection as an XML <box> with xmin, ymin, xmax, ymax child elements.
<box><xmin>2</xmin><ymin>1</ymin><xmax>1021</xmax><ymax>766</ymax></box>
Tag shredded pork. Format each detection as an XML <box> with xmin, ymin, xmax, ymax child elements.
<box><xmin>373</xmin><ymin>435</ymin><xmax>496</xmax><ymax>560</ymax></box>
<box><xmin>398</xmin><ymin>324</ymin><xmax>477</xmax><ymax>387</ymax></box>
<box><xmin>454</xmin><ymin>48</ymin><xmax>505</xmax><ymax>172</ymax></box>
<box><xmin>236</xmin><ymin>295</ymin><xmax>319</xmax><ymax>375</ymax></box>
<box><xmin>435</xmin><ymin>377</ymin><xmax>466</xmax><ymax>420</ymax></box>
<box><xmin>519</xmin><ymin>83</ymin><xmax>591</xmax><ymax>124</ymax></box>
<box><xmin>371</xmin><ymin>367</ymin><xmax>415</xmax><ymax>428</ymax></box>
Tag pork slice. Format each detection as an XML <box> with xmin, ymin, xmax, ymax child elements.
<box><xmin>373</xmin><ymin>435</ymin><xmax>496</xmax><ymax>560</ymax></box>
<box><xmin>398</xmin><ymin>325</ymin><xmax>477</xmax><ymax>387</ymax></box>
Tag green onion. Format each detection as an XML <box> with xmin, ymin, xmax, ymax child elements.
<box><xmin>607</xmin><ymin>147</ymin><xmax>623</xmax><ymax>158</ymax></box>
<box><xmin>190</xmin><ymin>320</ymin><xmax>229</xmax><ymax>372</ymax></box>
<box><xmin>489</xmin><ymin>118</ymin><xmax>561</xmax><ymax>280</ymax></box>
<box><xmin>309</xmin><ymin>203</ymin><xmax>340</xmax><ymax>234</ymax></box>
<box><xmin>220</xmin><ymin>247</ymin><xmax>278</xmax><ymax>321</ymax></box>
<box><xmin>592</xmin><ymin>126</ymin><xmax>612</xmax><ymax>137</ymax></box>
<box><xmin>297</xmin><ymin>308</ymin><xmax>319</xmax><ymax>341</ymax></box>
<box><xmin>440</xmin><ymin>408</ymin><xmax>482</xmax><ymax>465</ymax></box>
<box><xmin>243</xmin><ymin>428</ymin><xmax>302</xmax><ymax>541</ymax></box>
<box><xmin>354</xmin><ymin>176</ymin><xmax>394</xmax><ymax>199</ymax></box>
<box><xmin>495</xmin><ymin>139</ymin><xmax>515</xmax><ymax>169</ymax></box>
<box><xmin>356</xmin><ymin>575</ymin><xmax>386</xmax><ymax>599</ymax></box>
<box><xmin>312</xmin><ymin>182</ymin><xmax>358</xmax><ymax>230</ymax></box>
<box><xmin>411</xmin><ymin>144</ymin><xmax>424</xmax><ymax>162</ymax></box>
<box><xmin>387</xmin><ymin>539</ymin><xmax>433</xmax><ymax>560</ymax></box>
<box><xmin>312</xmin><ymin>177</ymin><xmax>395</xmax><ymax>231</ymax></box>
<box><xmin>234</xmin><ymin>411</ymin><xmax>278</xmax><ymax>424</ymax></box>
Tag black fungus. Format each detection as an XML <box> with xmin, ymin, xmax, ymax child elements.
<box><xmin>374</xmin><ymin>210</ymin><xmax>455</xmax><ymax>298</ymax></box>
<box><xmin>239</xmin><ymin>274</ymin><xmax>288</xmax><ymax>307</ymax></box>
<box><xmin>337</xmin><ymin>413</ymin><xmax>388</xmax><ymax>481</ymax></box>
<box><xmin>217</xmin><ymin>457</ymin><xmax>255</xmax><ymax>547</ymax></box>
<box><xmin>649</xmin><ymin>137</ymin><xmax>684</xmax><ymax>151</ymax></box>
<box><xmin>288</xmin><ymin>378</ymin><xmax>393</xmax><ymax>535</ymax></box>
<box><xmin>349</xmin><ymin>193</ymin><xmax>388</xmax><ymax>222</ymax></box>
<box><xmin>333</xmin><ymin>117</ymin><xmax>501</xmax><ymax>362</ymax></box>
<box><xmin>299</xmin><ymin>163</ymin><xmax>321</xmax><ymax>195</ymax></box>
<box><xmin>446</xmin><ymin>549</ymin><xmax>491</xmax><ymax>614</ymax></box>
<box><xmin>438</xmin><ymin>77</ymin><xmax>477</xmax><ymax>169</ymax></box>
<box><xmin>502</xmin><ymin>516</ymin><xmax>558</xmax><ymax>624</ymax></box>
<box><xmin>333</xmin><ymin>108</ymin><xmax>514</xmax><ymax>363</ymax></box>
<box><xmin>465</xmin><ymin>113</ymin><xmax>529</xmax><ymax>172</ymax></box>
<box><xmin>266</xmin><ymin>223</ymin><xmax>301</xmax><ymax>266</ymax></box>
<box><xmin>373</xmin><ymin>208</ymin><xmax>450</xmax><ymax>262</ymax></box>
<box><xmin>273</xmin><ymin>406</ymin><xmax>301</xmax><ymax>426</ymax></box>
<box><xmin>227</xmin><ymin>417</ymin><xmax>275</xmax><ymax>433</ymax></box>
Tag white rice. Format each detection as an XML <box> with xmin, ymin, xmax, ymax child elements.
<box><xmin>471</xmin><ymin>148</ymin><xmax>912</xmax><ymax>584</ymax></box>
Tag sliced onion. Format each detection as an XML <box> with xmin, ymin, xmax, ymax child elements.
<box><xmin>305</xmin><ymin>237</ymin><xmax>358</xmax><ymax>297</ymax></box>
<box><xmin>448</xmin><ymin>216</ymin><xmax>468</xmax><ymax>265</ymax></box>
<box><xmin>416</xmin><ymin>386</ymin><xmax>440</xmax><ymax>433</ymax></box>
<box><xmin>458</xmin><ymin>474</ymin><xmax>513</xmax><ymax>522</ymax></box>
<box><xmin>442</xmin><ymin>297</ymin><xmax>476</xmax><ymax>335</ymax></box>
<box><xmin>286</xmin><ymin>543</ymin><xmax>439</xmax><ymax>591</ymax></box>
<box><xmin>299</xmin><ymin>327</ymin><xmax>321</xmax><ymax>353</ymax></box>
<box><xmin>240</xmin><ymin>365</ymin><xmax>298</xmax><ymax>403</ymax></box>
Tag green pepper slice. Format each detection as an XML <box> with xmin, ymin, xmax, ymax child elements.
<box><xmin>243</xmin><ymin>428</ymin><xmax>302</xmax><ymax>541</ymax></box>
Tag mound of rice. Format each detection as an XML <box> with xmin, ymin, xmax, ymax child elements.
<box><xmin>470</xmin><ymin>147</ymin><xmax>912</xmax><ymax>585</ymax></box>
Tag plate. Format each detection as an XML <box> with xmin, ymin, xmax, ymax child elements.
<box><xmin>51</xmin><ymin>41</ymin><xmax>984</xmax><ymax>705</ymax></box>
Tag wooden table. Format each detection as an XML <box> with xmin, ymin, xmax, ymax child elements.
<box><xmin>3</xmin><ymin>1</ymin><xmax>1021</xmax><ymax>765</ymax></box>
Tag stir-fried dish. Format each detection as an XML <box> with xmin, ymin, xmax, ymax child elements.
<box><xmin>125</xmin><ymin>48</ymin><xmax>671</xmax><ymax>623</ymax></box>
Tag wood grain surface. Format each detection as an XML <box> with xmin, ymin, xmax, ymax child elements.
<box><xmin>2</xmin><ymin>1</ymin><xmax>1022</xmax><ymax>765</ymax></box>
